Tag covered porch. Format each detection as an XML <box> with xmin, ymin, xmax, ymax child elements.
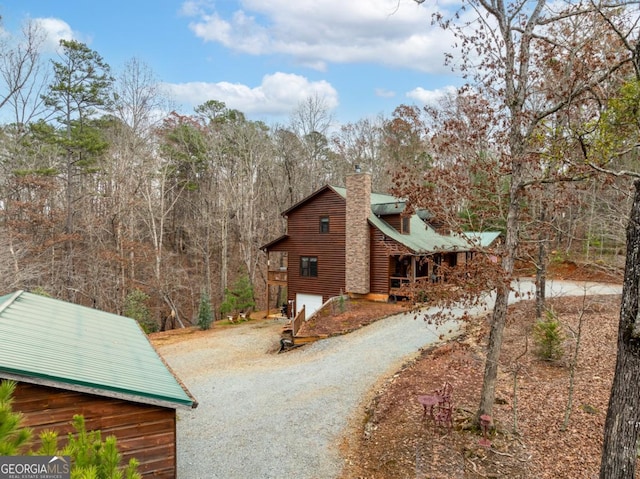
<box><xmin>388</xmin><ymin>251</ymin><xmax>469</xmax><ymax>299</ymax></box>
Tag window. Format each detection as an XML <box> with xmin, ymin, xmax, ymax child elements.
<box><xmin>402</xmin><ymin>216</ymin><xmax>410</xmax><ymax>234</ymax></box>
<box><xmin>300</xmin><ymin>256</ymin><xmax>318</xmax><ymax>277</ymax></box>
<box><xmin>319</xmin><ymin>216</ymin><xmax>330</xmax><ymax>233</ymax></box>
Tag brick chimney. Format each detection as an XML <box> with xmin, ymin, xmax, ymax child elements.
<box><xmin>345</xmin><ymin>171</ymin><xmax>371</xmax><ymax>295</ymax></box>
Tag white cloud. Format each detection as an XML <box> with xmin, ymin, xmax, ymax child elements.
<box><xmin>406</xmin><ymin>85</ymin><xmax>457</xmax><ymax>106</ymax></box>
<box><xmin>32</xmin><ymin>18</ymin><xmax>77</xmax><ymax>52</ymax></box>
<box><xmin>179</xmin><ymin>0</ymin><xmax>209</xmax><ymax>17</ymax></box>
<box><xmin>183</xmin><ymin>0</ymin><xmax>459</xmax><ymax>73</ymax></box>
<box><xmin>164</xmin><ymin>72</ymin><xmax>339</xmax><ymax>118</ymax></box>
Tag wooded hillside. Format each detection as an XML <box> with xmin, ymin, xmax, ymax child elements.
<box><xmin>0</xmin><ymin>13</ymin><xmax>635</xmax><ymax>331</ymax></box>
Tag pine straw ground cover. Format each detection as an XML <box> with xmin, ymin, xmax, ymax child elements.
<box><xmin>339</xmin><ymin>293</ymin><xmax>639</xmax><ymax>479</ymax></box>
<box><xmin>296</xmin><ymin>299</ymin><xmax>407</xmax><ymax>337</ymax></box>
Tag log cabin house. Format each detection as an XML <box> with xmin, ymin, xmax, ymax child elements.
<box><xmin>261</xmin><ymin>172</ymin><xmax>500</xmax><ymax>321</ymax></box>
<box><xmin>0</xmin><ymin>290</ymin><xmax>197</xmax><ymax>479</ymax></box>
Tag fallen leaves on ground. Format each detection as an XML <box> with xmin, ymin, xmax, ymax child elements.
<box><xmin>339</xmin><ymin>293</ymin><xmax>637</xmax><ymax>479</ymax></box>
<box><xmin>296</xmin><ymin>299</ymin><xmax>406</xmax><ymax>337</ymax></box>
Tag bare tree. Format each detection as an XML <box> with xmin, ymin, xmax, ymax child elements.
<box><xmin>412</xmin><ymin>0</ymin><xmax>638</xmax><ymax>424</ymax></box>
<box><xmin>332</xmin><ymin>116</ymin><xmax>388</xmax><ymax>189</ymax></box>
<box><xmin>0</xmin><ymin>19</ymin><xmax>49</xmax><ymax>291</ymax></box>
<box><xmin>98</xmin><ymin>58</ymin><xmax>170</xmax><ymax>311</ymax></box>
<box><xmin>207</xmin><ymin>109</ymin><xmax>274</xmax><ymax>285</ymax></box>
<box><xmin>0</xmin><ymin>19</ymin><xmax>46</xmax><ymax>121</ymax></box>
<box><xmin>289</xmin><ymin>94</ymin><xmax>335</xmax><ymax>192</ymax></box>
<box><xmin>271</xmin><ymin>126</ymin><xmax>306</xmax><ymax>207</ymax></box>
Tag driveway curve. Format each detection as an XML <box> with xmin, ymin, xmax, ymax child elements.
<box><xmin>158</xmin><ymin>279</ymin><xmax>622</xmax><ymax>479</ymax></box>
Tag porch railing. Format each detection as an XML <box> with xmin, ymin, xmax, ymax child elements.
<box><xmin>389</xmin><ymin>275</ymin><xmax>430</xmax><ymax>289</ymax></box>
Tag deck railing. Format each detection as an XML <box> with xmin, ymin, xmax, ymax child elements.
<box><xmin>268</xmin><ymin>270</ymin><xmax>288</xmax><ymax>283</ymax></box>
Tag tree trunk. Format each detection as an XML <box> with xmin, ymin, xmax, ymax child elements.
<box><xmin>599</xmin><ymin>180</ymin><xmax>640</xmax><ymax>479</ymax></box>
<box><xmin>478</xmin><ymin>281</ymin><xmax>510</xmax><ymax>420</ymax></box>
<box><xmin>477</xmin><ymin>144</ymin><xmax>523</xmax><ymax>421</ymax></box>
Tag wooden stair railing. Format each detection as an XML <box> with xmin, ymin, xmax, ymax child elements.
<box><xmin>292</xmin><ymin>305</ymin><xmax>305</xmax><ymax>336</ymax></box>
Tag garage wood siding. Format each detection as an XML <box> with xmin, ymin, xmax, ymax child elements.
<box><xmin>12</xmin><ymin>382</ymin><xmax>177</xmax><ymax>479</ymax></box>
<box><xmin>285</xmin><ymin>189</ymin><xmax>347</xmax><ymax>303</ymax></box>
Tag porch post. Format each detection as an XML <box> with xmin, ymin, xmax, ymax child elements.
<box><xmin>266</xmin><ymin>283</ymin><xmax>270</xmax><ymax>319</ymax></box>
<box><xmin>266</xmin><ymin>256</ymin><xmax>271</xmax><ymax>318</ymax></box>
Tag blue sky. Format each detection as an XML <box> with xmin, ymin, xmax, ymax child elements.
<box><xmin>1</xmin><ymin>0</ymin><xmax>464</xmax><ymax>126</ymax></box>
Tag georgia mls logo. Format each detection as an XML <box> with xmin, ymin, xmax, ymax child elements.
<box><xmin>0</xmin><ymin>455</ymin><xmax>70</xmax><ymax>479</ymax></box>
<box><xmin>47</xmin><ymin>456</ymin><xmax>69</xmax><ymax>473</ymax></box>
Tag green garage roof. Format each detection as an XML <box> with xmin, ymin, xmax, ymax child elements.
<box><xmin>0</xmin><ymin>291</ymin><xmax>196</xmax><ymax>409</ymax></box>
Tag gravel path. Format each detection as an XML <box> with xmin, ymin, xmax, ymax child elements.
<box><xmin>158</xmin><ymin>279</ymin><xmax>622</xmax><ymax>479</ymax></box>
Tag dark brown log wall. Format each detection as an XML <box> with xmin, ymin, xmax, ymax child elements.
<box><xmin>381</xmin><ymin>214</ymin><xmax>402</xmax><ymax>231</ymax></box>
<box><xmin>370</xmin><ymin>228</ymin><xmax>391</xmax><ymax>294</ymax></box>
<box><xmin>12</xmin><ymin>382</ymin><xmax>177</xmax><ymax>479</ymax></box>
<box><xmin>266</xmin><ymin>188</ymin><xmax>415</xmax><ymax>304</ymax></box>
<box><xmin>279</xmin><ymin>188</ymin><xmax>347</xmax><ymax>304</ymax></box>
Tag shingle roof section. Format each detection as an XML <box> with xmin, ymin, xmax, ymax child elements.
<box><xmin>0</xmin><ymin>291</ymin><xmax>195</xmax><ymax>409</ymax></box>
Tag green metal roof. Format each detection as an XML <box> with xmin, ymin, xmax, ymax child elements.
<box><xmin>331</xmin><ymin>185</ymin><xmax>400</xmax><ymax>207</ymax></box>
<box><xmin>0</xmin><ymin>291</ymin><xmax>196</xmax><ymax>409</ymax></box>
<box><xmin>331</xmin><ymin>185</ymin><xmax>496</xmax><ymax>254</ymax></box>
<box><xmin>370</xmin><ymin>214</ymin><xmax>474</xmax><ymax>253</ymax></box>
<box><xmin>463</xmin><ymin>231</ymin><xmax>502</xmax><ymax>248</ymax></box>
<box><xmin>371</xmin><ymin>202</ymin><xmax>405</xmax><ymax>216</ymax></box>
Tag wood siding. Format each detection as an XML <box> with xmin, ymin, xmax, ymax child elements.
<box><xmin>12</xmin><ymin>382</ymin><xmax>177</xmax><ymax>479</ymax></box>
<box><xmin>381</xmin><ymin>213</ymin><xmax>402</xmax><ymax>232</ymax></box>
<box><xmin>265</xmin><ymin>187</ymin><xmax>427</xmax><ymax>306</ymax></box>
<box><xmin>370</xmin><ymin>228</ymin><xmax>391</xmax><ymax>295</ymax></box>
<box><xmin>270</xmin><ymin>188</ymin><xmax>347</xmax><ymax>305</ymax></box>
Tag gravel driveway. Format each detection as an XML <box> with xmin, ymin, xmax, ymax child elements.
<box><xmin>157</xmin><ymin>279</ymin><xmax>622</xmax><ymax>479</ymax></box>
